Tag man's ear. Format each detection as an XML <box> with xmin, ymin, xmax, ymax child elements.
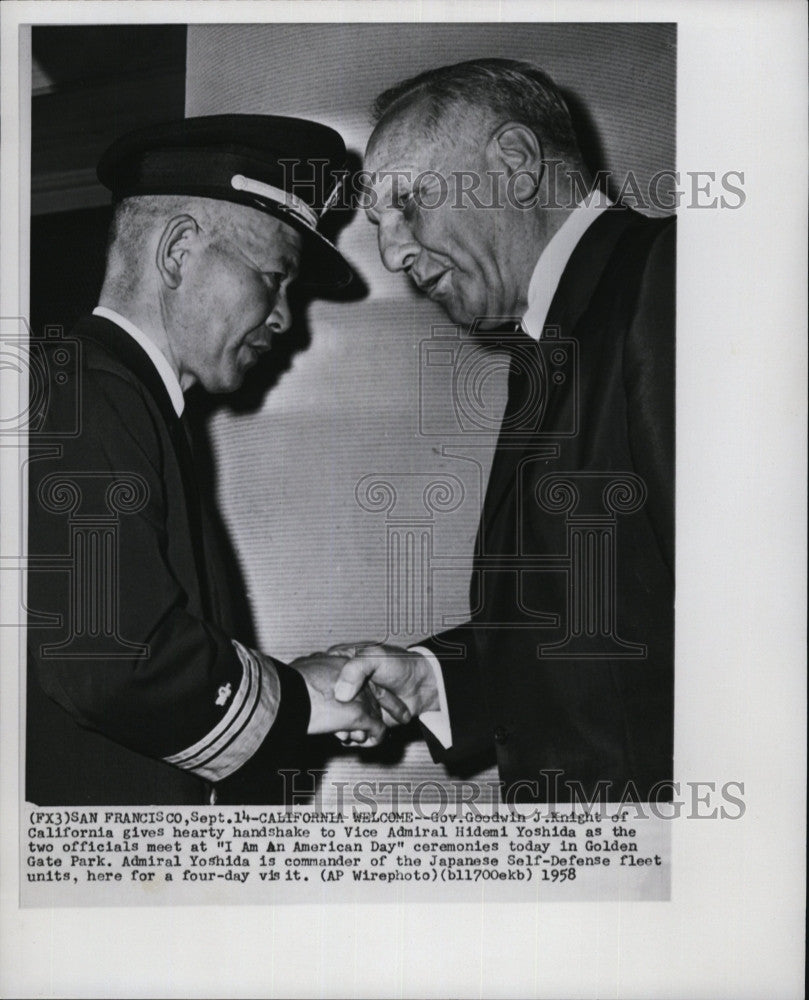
<box><xmin>486</xmin><ymin>122</ymin><xmax>544</xmax><ymax>205</ymax></box>
<box><xmin>155</xmin><ymin>214</ymin><xmax>200</xmax><ymax>290</ymax></box>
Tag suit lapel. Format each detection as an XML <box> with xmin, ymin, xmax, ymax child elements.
<box><xmin>543</xmin><ymin>206</ymin><xmax>638</xmax><ymax>335</ymax></box>
<box><xmin>477</xmin><ymin>338</ymin><xmax>554</xmax><ymax>547</ymax></box>
<box><xmin>76</xmin><ymin>315</ymin><xmax>179</xmax><ymax>430</ymax></box>
<box><xmin>478</xmin><ymin>208</ymin><xmax>640</xmax><ymax>537</ymax></box>
<box><xmin>75</xmin><ymin>315</ymin><xmax>213</xmax><ymax>619</ymax></box>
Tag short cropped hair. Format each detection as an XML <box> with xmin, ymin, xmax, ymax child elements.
<box><xmin>103</xmin><ymin>194</ymin><xmax>237</xmax><ymax>298</ymax></box>
<box><xmin>372</xmin><ymin>58</ymin><xmax>582</xmax><ymax>162</ymax></box>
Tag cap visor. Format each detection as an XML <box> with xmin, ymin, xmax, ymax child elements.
<box><xmin>296</xmin><ymin>226</ymin><xmax>355</xmax><ymax>290</ymax></box>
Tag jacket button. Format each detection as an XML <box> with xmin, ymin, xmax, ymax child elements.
<box><xmin>493</xmin><ymin>726</ymin><xmax>509</xmax><ymax>745</ymax></box>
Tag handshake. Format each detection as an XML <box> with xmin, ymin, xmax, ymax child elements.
<box><xmin>288</xmin><ymin>644</ymin><xmax>440</xmax><ymax>747</ymax></box>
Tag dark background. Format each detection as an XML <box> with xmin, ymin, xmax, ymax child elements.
<box><xmin>30</xmin><ymin>26</ymin><xmax>186</xmax><ymax>335</ymax></box>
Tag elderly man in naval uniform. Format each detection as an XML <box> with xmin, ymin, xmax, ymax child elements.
<box><xmin>26</xmin><ymin>115</ymin><xmax>405</xmax><ymax>806</ymax></box>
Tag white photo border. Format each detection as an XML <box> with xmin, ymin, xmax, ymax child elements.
<box><xmin>1</xmin><ymin>1</ymin><xmax>806</xmax><ymax>997</ymax></box>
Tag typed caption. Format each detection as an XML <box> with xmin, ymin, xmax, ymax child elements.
<box><xmin>22</xmin><ymin>801</ymin><xmax>671</xmax><ymax>905</ymax></box>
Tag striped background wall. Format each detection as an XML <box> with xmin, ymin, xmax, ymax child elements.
<box><xmin>186</xmin><ymin>22</ymin><xmax>676</xmax><ymax>805</ymax></box>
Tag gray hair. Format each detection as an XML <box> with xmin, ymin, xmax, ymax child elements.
<box><xmin>372</xmin><ymin>57</ymin><xmax>582</xmax><ymax>162</ymax></box>
<box><xmin>102</xmin><ymin>194</ymin><xmax>236</xmax><ymax>298</ymax></box>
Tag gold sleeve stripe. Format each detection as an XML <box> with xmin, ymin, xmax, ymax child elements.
<box><xmin>163</xmin><ymin>640</ymin><xmax>280</xmax><ymax>781</ymax></box>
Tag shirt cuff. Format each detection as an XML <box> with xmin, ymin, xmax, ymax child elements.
<box><xmin>410</xmin><ymin>644</ymin><xmax>453</xmax><ymax>748</ymax></box>
<box><xmin>163</xmin><ymin>639</ymin><xmax>281</xmax><ymax>782</ymax></box>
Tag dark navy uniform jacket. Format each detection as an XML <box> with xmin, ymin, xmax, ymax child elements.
<box><xmin>26</xmin><ymin>315</ymin><xmax>309</xmax><ymax>805</ymax></box>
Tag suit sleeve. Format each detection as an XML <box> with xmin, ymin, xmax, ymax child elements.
<box><xmin>27</xmin><ymin>367</ymin><xmax>309</xmax><ymax>785</ymax></box>
<box><xmin>418</xmin><ymin>624</ymin><xmax>494</xmax><ymax>765</ymax></box>
<box><xmin>623</xmin><ymin>220</ymin><xmax>676</xmax><ymax>573</ymax></box>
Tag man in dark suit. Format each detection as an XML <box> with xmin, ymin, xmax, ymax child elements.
<box><xmin>26</xmin><ymin>115</ymin><xmax>397</xmax><ymax>806</ymax></box>
<box><xmin>334</xmin><ymin>59</ymin><xmax>674</xmax><ymax>804</ymax></box>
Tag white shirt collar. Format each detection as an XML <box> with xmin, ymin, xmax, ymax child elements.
<box><xmin>92</xmin><ymin>306</ymin><xmax>185</xmax><ymax>417</ymax></box>
<box><xmin>522</xmin><ymin>189</ymin><xmax>613</xmax><ymax>340</ymax></box>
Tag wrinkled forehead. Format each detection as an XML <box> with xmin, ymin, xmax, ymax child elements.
<box><xmin>366</xmin><ymin>113</ymin><xmax>425</xmax><ymax>169</ymax></box>
<box><xmin>363</xmin><ymin>109</ymin><xmax>447</xmax><ymax>210</ymax></box>
<box><xmin>365</xmin><ymin>97</ymin><xmax>490</xmax><ymax>177</ymax></box>
<box><xmin>364</xmin><ymin>108</ymin><xmax>492</xmax><ymax>217</ymax></box>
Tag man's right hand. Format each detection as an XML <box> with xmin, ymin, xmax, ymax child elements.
<box><xmin>330</xmin><ymin>643</ymin><xmax>440</xmax><ymax>728</ymax></box>
<box><xmin>288</xmin><ymin>652</ymin><xmax>399</xmax><ymax>747</ymax></box>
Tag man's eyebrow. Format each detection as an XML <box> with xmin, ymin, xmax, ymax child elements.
<box><xmin>388</xmin><ymin>173</ymin><xmax>411</xmax><ymax>199</ymax></box>
<box><xmin>271</xmin><ymin>253</ymin><xmax>298</xmax><ymax>278</ymax></box>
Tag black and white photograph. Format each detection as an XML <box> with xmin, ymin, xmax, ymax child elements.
<box><xmin>1</xmin><ymin>2</ymin><xmax>805</xmax><ymax>998</ymax></box>
<box><xmin>24</xmin><ymin>20</ymin><xmax>677</xmax><ymax>812</ymax></box>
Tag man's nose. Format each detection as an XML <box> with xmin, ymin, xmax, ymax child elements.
<box><xmin>377</xmin><ymin>214</ymin><xmax>419</xmax><ymax>273</ymax></box>
<box><xmin>265</xmin><ymin>289</ymin><xmax>292</xmax><ymax>334</ymax></box>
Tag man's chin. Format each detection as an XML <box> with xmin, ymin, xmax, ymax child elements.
<box><xmin>204</xmin><ymin>369</ymin><xmax>247</xmax><ymax>395</ymax></box>
<box><xmin>437</xmin><ymin>291</ymin><xmax>500</xmax><ymax>330</ymax></box>
<box><xmin>224</xmin><ymin>349</ymin><xmax>265</xmax><ymax>392</ymax></box>
<box><xmin>439</xmin><ymin>298</ymin><xmax>477</xmax><ymax>327</ymax></box>
<box><xmin>443</xmin><ymin>303</ymin><xmax>501</xmax><ymax>332</ymax></box>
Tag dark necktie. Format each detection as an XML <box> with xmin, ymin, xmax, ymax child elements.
<box><xmin>504</xmin><ymin>325</ymin><xmax>545</xmax><ymax>436</ymax></box>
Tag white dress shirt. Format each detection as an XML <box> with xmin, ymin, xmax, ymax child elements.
<box><xmin>92</xmin><ymin>306</ymin><xmax>185</xmax><ymax>417</ymax></box>
<box><xmin>415</xmin><ymin>190</ymin><xmax>613</xmax><ymax>747</ymax></box>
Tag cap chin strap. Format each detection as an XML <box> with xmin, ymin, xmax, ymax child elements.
<box><xmin>230</xmin><ymin>173</ymin><xmax>319</xmax><ymax>230</ymax></box>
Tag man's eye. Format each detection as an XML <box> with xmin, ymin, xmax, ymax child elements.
<box><xmin>399</xmin><ymin>192</ymin><xmax>419</xmax><ymax>217</ymax></box>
